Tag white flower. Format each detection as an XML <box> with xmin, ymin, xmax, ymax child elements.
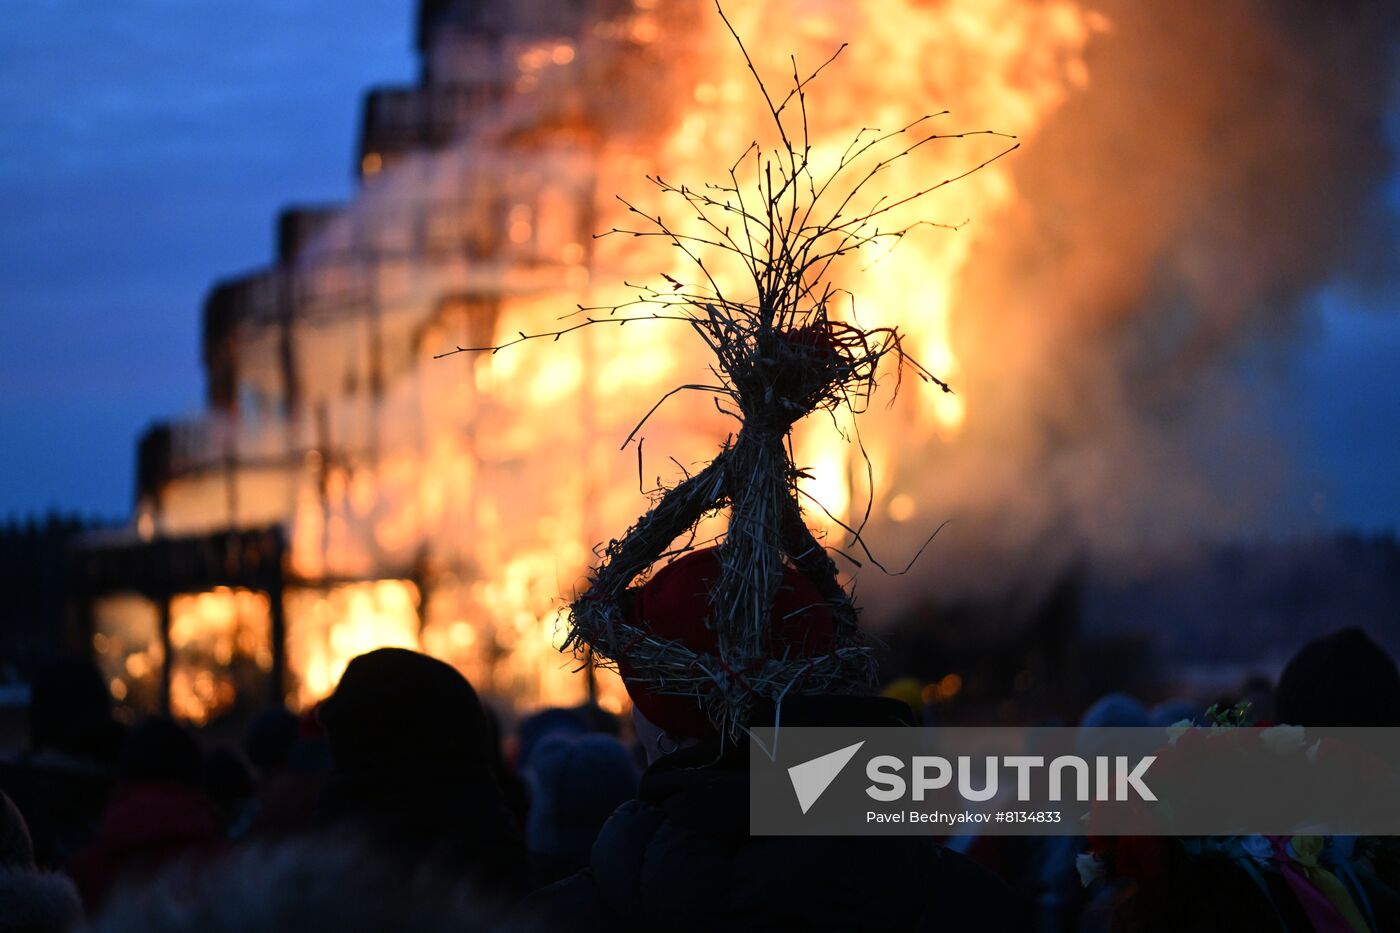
<box><xmin>1076</xmin><ymin>851</ymin><xmax>1107</xmax><ymax>887</ymax></box>
<box><xmin>1166</xmin><ymin>719</ymin><xmax>1193</xmax><ymax>746</ymax></box>
<box><xmin>1240</xmin><ymin>835</ymin><xmax>1274</xmax><ymax>861</ymax></box>
<box><xmin>1260</xmin><ymin>724</ymin><xmax>1306</xmax><ymax>755</ymax></box>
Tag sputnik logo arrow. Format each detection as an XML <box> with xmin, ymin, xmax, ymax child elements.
<box><xmin>787</xmin><ymin>741</ymin><xmax>865</xmax><ymax>814</ymax></box>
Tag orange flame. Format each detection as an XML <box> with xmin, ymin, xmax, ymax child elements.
<box><xmin>114</xmin><ymin>0</ymin><xmax>1109</xmax><ymax>721</ymax></box>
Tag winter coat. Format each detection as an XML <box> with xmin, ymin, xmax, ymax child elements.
<box><xmin>525</xmin><ymin>698</ymin><xmax>1021</xmax><ymax>932</ymax></box>
<box><xmin>317</xmin><ymin>767</ymin><xmax>530</xmax><ymax>896</ymax></box>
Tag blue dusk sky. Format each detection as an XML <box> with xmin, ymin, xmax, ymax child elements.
<box><xmin>0</xmin><ymin>2</ymin><xmax>416</xmax><ymax>521</ymax></box>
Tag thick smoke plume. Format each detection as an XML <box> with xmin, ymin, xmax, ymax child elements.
<box><xmin>865</xmin><ymin>0</ymin><xmax>1400</xmax><ymax>603</ymax></box>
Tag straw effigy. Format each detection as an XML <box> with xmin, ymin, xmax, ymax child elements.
<box><xmin>440</xmin><ymin>4</ymin><xmax>1017</xmax><ymax>740</ymax></box>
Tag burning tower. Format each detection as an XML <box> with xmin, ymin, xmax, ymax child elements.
<box><xmin>72</xmin><ymin>0</ymin><xmax>1400</xmax><ymax>724</ymax></box>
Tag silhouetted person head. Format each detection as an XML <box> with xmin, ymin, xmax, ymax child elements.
<box><xmin>68</xmin><ymin>717</ymin><xmax>218</xmax><ymax>912</ymax></box>
<box><xmin>120</xmin><ymin>717</ymin><xmax>202</xmax><ymax>786</ymax></box>
<box><xmin>1275</xmin><ymin>627</ymin><xmax>1400</xmax><ymax>727</ymax></box>
<box><xmin>525</xmin><ymin>733</ymin><xmax>637</xmax><ymax>884</ymax></box>
<box><xmin>1075</xmin><ymin>691</ymin><xmax>1150</xmax><ymax>762</ymax></box>
<box><xmin>243</xmin><ymin>707</ymin><xmax>299</xmax><ymax>777</ymax></box>
<box><xmin>319</xmin><ymin>648</ymin><xmax>493</xmax><ymax>777</ymax></box>
<box><xmin>1078</xmin><ymin>692</ymin><xmax>1151</xmax><ymax>729</ymax></box>
<box><xmin>1149</xmin><ymin>698</ymin><xmax>1201</xmax><ymax>727</ymax></box>
<box><xmin>202</xmin><ymin>747</ymin><xmax>253</xmax><ymax>835</ymax></box>
<box><xmin>316</xmin><ymin>649</ymin><xmax>528</xmax><ymax>894</ymax></box>
<box><xmin>514</xmin><ymin>707</ymin><xmax>590</xmax><ymax>773</ymax></box>
<box><xmin>29</xmin><ymin>656</ymin><xmax>121</xmax><ymax>762</ymax></box>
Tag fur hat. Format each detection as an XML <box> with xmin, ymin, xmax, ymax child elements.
<box><xmin>525</xmin><ymin>734</ymin><xmax>637</xmax><ymax>859</ymax></box>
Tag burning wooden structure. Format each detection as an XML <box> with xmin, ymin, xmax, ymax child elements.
<box><xmin>79</xmin><ymin>0</ymin><xmax>655</xmax><ymax>723</ymax></box>
<box><xmin>72</xmin><ymin>0</ymin><xmax>1128</xmax><ymax>724</ymax></box>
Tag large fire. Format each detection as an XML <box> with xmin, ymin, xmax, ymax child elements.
<box><xmin>98</xmin><ymin>0</ymin><xmax>1398</xmax><ymax>724</ymax></box>
<box><xmin>95</xmin><ymin>0</ymin><xmax>1106</xmax><ymax>724</ymax></box>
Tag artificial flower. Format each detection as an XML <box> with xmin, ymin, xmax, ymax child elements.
<box><xmin>1076</xmin><ymin>851</ymin><xmax>1107</xmax><ymax>887</ymax></box>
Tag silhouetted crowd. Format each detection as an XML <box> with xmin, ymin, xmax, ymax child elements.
<box><xmin>1</xmin><ymin>625</ymin><xmax>1398</xmax><ymax>932</ymax></box>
